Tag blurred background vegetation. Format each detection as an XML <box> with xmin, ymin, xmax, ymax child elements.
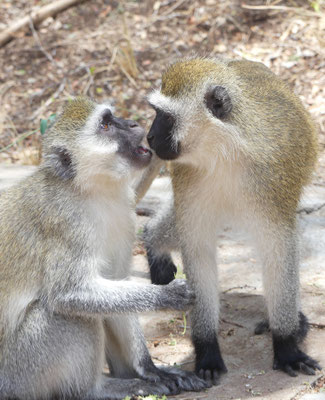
<box><xmin>0</xmin><ymin>0</ymin><xmax>324</xmax><ymax>183</ymax></box>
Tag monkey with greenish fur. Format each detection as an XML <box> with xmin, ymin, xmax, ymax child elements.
<box><xmin>142</xmin><ymin>57</ymin><xmax>321</xmax><ymax>384</ymax></box>
<box><xmin>0</xmin><ymin>97</ymin><xmax>208</xmax><ymax>399</ymax></box>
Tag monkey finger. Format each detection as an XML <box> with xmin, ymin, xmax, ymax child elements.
<box><xmin>198</xmin><ymin>368</ymin><xmax>215</xmax><ymax>385</ymax></box>
<box><xmin>304</xmin><ymin>358</ymin><xmax>322</xmax><ymax>371</ymax></box>
<box><xmin>161</xmin><ymin>367</ymin><xmax>209</xmax><ymax>391</ymax></box>
<box><xmin>284</xmin><ymin>365</ymin><xmax>298</xmax><ymax>377</ymax></box>
<box><xmin>211</xmin><ymin>370</ymin><xmax>220</xmax><ymax>385</ymax></box>
<box><xmin>160</xmin><ymin>377</ymin><xmax>180</xmax><ymax>395</ymax></box>
<box><xmin>298</xmin><ymin>362</ymin><xmax>316</xmax><ymax>375</ymax></box>
<box><xmin>198</xmin><ymin>368</ymin><xmax>205</xmax><ymax>380</ymax></box>
<box><xmin>254</xmin><ymin>320</ymin><xmax>270</xmax><ymax>335</ymax></box>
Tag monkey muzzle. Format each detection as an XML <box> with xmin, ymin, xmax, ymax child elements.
<box><xmin>147</xmin><ymin>113</ymin><xmax>181</xmax><ymax>161</ymax></box>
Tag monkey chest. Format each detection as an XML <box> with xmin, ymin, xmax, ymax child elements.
<box><xmin>90</xmin><ymin>201</ymin><xmax>135</xmax><ymax>279</ymax></box>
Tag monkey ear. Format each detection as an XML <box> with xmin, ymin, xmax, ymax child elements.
<box><xmin>205</xmin><ymin>85</ymin><xmax>232</xmax><ymax>119</ymax></box>
<box><xmin>44</xmin><ymin>147</ymin><xmax>75</xmax><ymax>180</ymax></box>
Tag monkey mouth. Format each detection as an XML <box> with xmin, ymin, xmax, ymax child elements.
<box><xmin>135</xmin><ymin>145</ymin><xmax>152</xmax><ymax>156</ymax></box>
<box><xmin>131</xmin><ymin>145</ymin><xmax>152</xmax><ymax>168</ymax></box>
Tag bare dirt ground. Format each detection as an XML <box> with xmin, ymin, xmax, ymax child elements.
<box><xmin>0</xmin><ymin>0</ymin><xmax>324</xmax><ymax>180</ymax></box>
<box><xmin>0</xmin><ymin>1</ymin><xmax>325</xmax><ymax>399</ymax></box>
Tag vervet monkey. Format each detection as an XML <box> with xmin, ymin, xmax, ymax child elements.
<box><xmin>142</xmin><ymin>58</ymin><xmax>321</xmax><ymax>383</ymax></box>
<box><xmin>0</xmin><ymin>97</ymin><xmax>207</xmax><ymax>399</ymax></box>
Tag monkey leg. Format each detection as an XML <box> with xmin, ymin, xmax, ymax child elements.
<box><xmin>257</xmin><ymin>225</ymin><xmax>321</xmax><ymax>377</ymax></box>
<box><xmin>180</xmin><ymin>230</ymin><xmax>227</xmax><ymax>385</ymax></box>
<box><xmin>143</xmin><ymin>200</ymin><xmax>178</xmax><ymax>285</ymax></box>
<box><xmin>0</xmin><ymin>303</ymin><xmax>105</xmax><ymax>400</ymax></box>
<box><xmin>104</xmin><ymin>314</ymin><xmax>208</xmax><ymax>394</ymax></box>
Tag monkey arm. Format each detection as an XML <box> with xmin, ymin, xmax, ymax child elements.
<box><xmin>134</xmin><ymin>154</ymin><xmax>165</xmax><ymax>203</ymax></box>
<box><xmin>49</xmin><ymin>277</ymin><xmax>194</xmax><ymax>317</ymax></box>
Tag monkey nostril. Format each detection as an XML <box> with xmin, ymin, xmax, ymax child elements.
<box><xmin>129</xmin><ymin>121</ymin><xmax>139</xmax><ymax>129</ymax></box>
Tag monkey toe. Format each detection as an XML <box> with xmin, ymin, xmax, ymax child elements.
<box><xmin>157</xmin><ymin>366</ymin><xmax>209</xmax><ymax>392</ymax></box>
<box><xmin>198</xmin><ymin>368</ymin><xmax>224</xmax><ymax>386</ymax></box>
<box><xmin>255</xmin><ymin>320</ymin><xmax>270</xmax><ymax>335</ymax></box>
<box><xmin>273</xmin><ymin>351</ymin><xmax>321</xmax><ymax>377</ymax></box>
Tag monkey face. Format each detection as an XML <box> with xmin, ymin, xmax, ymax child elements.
<box><xmin>97</xmin><ymin>108</ymin><xmax>152</xmax><ymax>169</ymax></box>
<box><xmin>41</xmin><ymin>100</ymin><xmax>152</xmax><ymax>185</ymax></box>
<box><xmin>147</xmin><ymin>84</ymin><xmax>233</xmax><ymax>163</ymax></box>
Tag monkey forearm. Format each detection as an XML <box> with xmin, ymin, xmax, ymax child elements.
<box><xmin>52</xmin><ymin>278</ymin><xmax>194</xmax><ymax>317</ymax></box>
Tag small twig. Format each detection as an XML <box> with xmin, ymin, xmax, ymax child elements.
<box><xmin>0</xmin><ymin>0</ymin><xmax>89</xmax><ymax>48</ymax></box>
<box><xmin>309</xmin><ymin>322</ymin><xmax>325</xmax><ymax>329</ymax></box>
<box><xmin>0</xmin><ymin>82</ymin><xmax>15</xmax><ymax>100</ymax></box>
<box><xmin>177</xmin><ymin>359</ymin><xmax>195</xmax><ymax>366</ymax></box>
<box><xmin>29</xmin><ymin>78</ymin><xmax>67</xmax><ymax>121</ymax></box>
<box><xmin>221</xmin><ymin>318</ymin><xmax>245</xmax><ymax>329</ymax></box>
<box><xmin>118</xmin><ymin>63</ymin><xmax>138</xmax><ymax>88</ymax></box>
<box><xmin>152</xmin><ymin>356</ymin><xmax>170</xmax><ymax>365</ymax></box>
<box><xmin>0</xmin><ymin>130</ymin><xmax>38</xmax><ymax>153</ymax></box>
<box><xmin>241</xmin><ymin>4</ymin><xmax>322</xmax><ymax>18</ymax></box>
<box><xmin>82</xmin><ymin>66</ymin><xmax>94</xmax><ymax>96</ymax></box>
<box><xmin>28</xmin><ymin>17</ymin><xmax>58</xmax><ymax>67</ymax></box>
<box><xmin>181</xmin><ymin>312</ymin><xmax>187</xmax><ymax>335</ymax></box>
<box><xmin>161</xmin><ymin>0</ymin><xmax>189</xmax><ymax>16</ymax></box>
<box><xmin>226</xmin><ymin>15</ymin><xmax>247</xmax><ymax>33</ymax></box>
<box><xmin>222</xmin><ymin>285</ymin><xmax>256</xmax><ymax>294</ymax></box>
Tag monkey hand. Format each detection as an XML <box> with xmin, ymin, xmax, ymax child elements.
<box><xmin>159</xmin><ymin>279</ymin><xmax>195</xmax><ymax>311</ymax></box>
<box><xmin>136</xmin><ymin>364</ymin><xmax>210</xmax><ymax>393</ymax></box>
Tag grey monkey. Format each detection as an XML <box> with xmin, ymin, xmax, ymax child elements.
<box><xmin>0</xmin><ymin>97</ymin><xmax>207</xmax><ymax>399</ymax></box>
<box><xmin>142</xmin><ymin>57</ymin><xmax>321</xmax><ymax>384</ymax></box>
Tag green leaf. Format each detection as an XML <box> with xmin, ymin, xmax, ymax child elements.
<box><xmin>311</xmin><ymin>1</ymin><xmax>320</xmax><ymax>12</ymax></box>
<box><xmin>48</xmin><ymin>113</ymin><xmax>57</xmax><ymax>127</ymax></box>
<box><xmin>40</xmin><ymin>119</ymin><xmax>48</xmax><ymax>135</ymax></box>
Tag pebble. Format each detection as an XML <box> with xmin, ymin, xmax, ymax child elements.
<box><xmin>300</xmin><ymin>393</ymin><xmax>325</xmax><ymax>400</ymax></box>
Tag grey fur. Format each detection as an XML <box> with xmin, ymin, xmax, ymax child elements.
<box><xmin>142</xmin><ymin>57</ymin><xmax>320</xmax><ymax>380</ymax></box>
<box><xmin>0</xmin><ymin>98</ymin><xmax>207</xmax><ymax>399</ymax></box>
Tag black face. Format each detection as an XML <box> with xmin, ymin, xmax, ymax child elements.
<box><xmin>98</xmin><ymin>109</ymin><xmax>152</xmax><ymax>168</ymax></box>
<box><xmin>147</xmin><ymin>109</ymin><xmax>181</xmax><ymax>160</ymax></box>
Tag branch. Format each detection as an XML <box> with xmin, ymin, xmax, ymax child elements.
<box><xmin>0</xmin><ymin>0</ymin><xmax>89</xmax><ymax>48</ymax></box>
<box><xmin>241</xmin><ymin>3</ymin><xmax>321</xmax><ymax>18</ymax></box>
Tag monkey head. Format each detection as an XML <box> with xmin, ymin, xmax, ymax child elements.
<box><xmin>41</xmin><ymin>97</ymin><xmax>152</xmax><ymax>187</ymax></box>
<box><xmin>147</xmin><ymin>58</ymin><xmax>237</xmax><ymax>164</ymax></box>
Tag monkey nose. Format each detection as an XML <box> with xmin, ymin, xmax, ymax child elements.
<box><xmin>128</xmin><ymin>120</ymin><xmax>139</xmax><ymax>129</ymax></box>
<box><xmin>147</xmin><ymin>134</ymin><xmax>154</xmax><ymax>147</ymax></box>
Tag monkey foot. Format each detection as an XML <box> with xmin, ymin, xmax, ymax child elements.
<box><xmin>197</xmin><ymin>366</ymin><xmax>227</xmax><ymax>386</ymax></box>
<box><xmin>273</xmin><ymin>332</ymin><xmax>321</xmax><ymax>377</ymax></box>
<box><xmin>273</xmin><ymin>350</ymin><xmax>321</xmax><ymax>377</ymax></box>
<box><xmin>137</xmin><ymin>364</ymin><xmax>209</xmax><ymax>393</ymax></box>
<box><xmin>148</xmin><ymin>253</ymin><xmax>177</xmax><ymax>285</ymax></box>
<box><xmin>158</xmin><ymin>366</ymin><xmax>210</xmax><ymax>392</ymax></box>
<box><xmin>194</xmin><ymin>336</ymin><xmax>227</xmax><ymax>385</ymax></box>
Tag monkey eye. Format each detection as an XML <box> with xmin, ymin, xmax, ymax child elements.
<box><xmin>100</xmin><ymin>122</ymin><xmax>109</xmax><ymax>130</ymax></box>
<box><xmin>100</xmin><ymin>109</ymin><xmax>113</xmax><ymax>130</ymax></box>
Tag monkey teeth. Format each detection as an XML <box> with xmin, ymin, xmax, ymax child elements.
<box><xmin>136</xmin><ymin>146</ymin><xmax>151</xmax><ymax>155</ymax></box>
